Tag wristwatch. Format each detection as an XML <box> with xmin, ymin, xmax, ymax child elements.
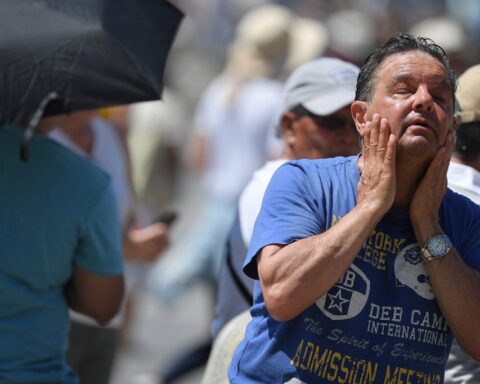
<box><xmin>420</xmin><ymin>234</ymin><xmax>452</xmax><ymax>261</ymax></box>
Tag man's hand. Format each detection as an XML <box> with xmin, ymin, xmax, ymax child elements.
<box><xmin>410</xmin><ymin>132</ymin><xmax>455</xmax><ymax>238</ymax></box>
<box><xmin>357</xmin><ymin>113</ymin><xmax>397</xmax><ymax>218</ymax></box>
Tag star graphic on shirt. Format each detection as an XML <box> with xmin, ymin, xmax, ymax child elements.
<box><xmin>327</xmin><ymin>289</ymin><xmax>349</xmax><ymax>313</ymax></box>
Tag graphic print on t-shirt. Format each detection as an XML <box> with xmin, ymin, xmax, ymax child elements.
<box><xmin>316</xmin><ymin>264</ymin><xmax>370</xmax><ymax>320</ymax></box>
<box><xmin>290</xmin><ymin>228</ymin><xmax>449</xmax><ymax>382</ymax></box>
<box><xmin>394</xmin><ymin>243</ymin><xmax>434</xmax><ymax>300</ymax></box>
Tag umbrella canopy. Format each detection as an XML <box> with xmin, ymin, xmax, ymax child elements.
<box><xmin>0</xmin><ymin>0</ymin><xmax>183</xmax><ymax>126</ymax></box>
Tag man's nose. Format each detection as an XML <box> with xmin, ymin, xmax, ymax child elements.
<box><xmin>412</xmin><ymin>85</ymin><xmax>434</xmax><ymax>112</ymax></box>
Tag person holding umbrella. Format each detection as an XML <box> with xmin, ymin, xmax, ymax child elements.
<box><xmin>0</xmin><ymin>112</ymin><xmax>125</xmax><ymax>383</ymax></box>
<box><xmin>0</xmin><ymin>1</ymin><xmax>182</xmax><ymax>383</ymax></box>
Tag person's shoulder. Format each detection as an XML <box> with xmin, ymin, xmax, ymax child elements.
<box><xmin>441</xmin><ymin>188</ymin><xmax>480</xmax><ymax>232</ymax></box>
<box><xmin>288</xmin><ymin>155</ymin><xmax>358</xmax><ymax>173</ymax></box>
<box><xmin>444</xmin><ymin>188</ymin><xmax>480</xmax><ymax>210</ymax></box>
<box><xmin>36</xmin><ymin>134</ymin><xmax>111</xmax><ymax>189</ymax></box>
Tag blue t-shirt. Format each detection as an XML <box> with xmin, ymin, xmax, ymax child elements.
<box><xmin>0</xmin><ymin>126</ymin><xmax>123</xmax><ymax>383</ymax></box>
<box><xmin>229</xmin><ymin>156</ymin><xmax>480</xmax><ymax>384</ymax></box>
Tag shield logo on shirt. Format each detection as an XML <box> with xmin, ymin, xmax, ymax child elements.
<box><xmin>316</xmin><ymin>264</ymin><xmax>370</xmax><ymax>320</ymax></box>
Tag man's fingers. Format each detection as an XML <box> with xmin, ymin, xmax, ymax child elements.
<box><xmin>384</xmin><ymin>133</ymin><xmax>397</xmax><ymax>168</ymax></box>
<box><xmin>363</xmin><ymin>121</ymin><xmax>371</xmax><ymax>160</ymax></box>
<box><xmin>424</xmin><ymin>147</ymin><xmax>447</xmax><ymax>186</ymax></box>
<box><xmin>369</xmin><ymin>114</ymin><xmax>381</xmax><ymax>155</ymax></box>
<box><xmin>377</xmin><ymin>118</ymin><xmax>390</xmax><ymax>157</ymax></box>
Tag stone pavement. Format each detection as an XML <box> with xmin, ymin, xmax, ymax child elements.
<box><xmin>110</xmin><ymin>284</ymin><xmax>212</xmax><ymax>384</ymax></box>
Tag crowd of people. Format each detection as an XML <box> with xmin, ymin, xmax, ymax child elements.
<box><xmin>1</xmin><ymin>1</ymin><xmax>480</xmax><ymax>384</ymax></box>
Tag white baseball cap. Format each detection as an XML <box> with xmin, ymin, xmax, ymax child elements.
<box><xmin>284</xmin><ymin>57</ymin><xmax>360</xmax><ymax>116</ymax></box>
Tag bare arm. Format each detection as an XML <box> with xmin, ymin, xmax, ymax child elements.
<box><xmin>410</xmin><ymin>132</ymin><xmax>480</xmax><ymax>361</ymax></box>
<box><xmin>258</xmin><ymin>115</ymin><xmax>397</xmax><ymax>321</ymax></box>
<box><xmin>65</xmin><ymin>265</ymin><xmax>124</xmax><ymax>326</ymax></box>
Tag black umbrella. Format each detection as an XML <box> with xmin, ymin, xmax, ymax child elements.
<box><xmin>0</xmin><ymin>0</ymin><xmax>183</xmax><ymax>158</ymax></box>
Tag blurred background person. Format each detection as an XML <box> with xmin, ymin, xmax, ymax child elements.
<box><xmin>127</xmin><ymin>93</ymin><xmax>189</xmax><ymax>225</ymax></box>
<box><xmin>50</xmin><ymin>109</ymin><xmax>170</xmax><ymax>384</ymax></box>
<box><xmin>0</xmin><ymin>113</ymin><xmax>124</xmax><ymax>384</ymax></box>
<box><xmin>408</xmin><ymin>16</ymin><xmax>469</xmax><ymax>73</ymax></box>
<box><xmin>445</xmin><ymin>64</ymin><xmax>480</xmax><ymax>383</ymax></box>
<box><xmin>324</xmin><ymin>9</ymin><xmax>377</xmax><ymax>66</ymax></box>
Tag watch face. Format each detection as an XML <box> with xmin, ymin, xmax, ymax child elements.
<box><xmin>427</xmin><ymin>236</ymin><xmax>451</xmax><ymax>257</ymax></box>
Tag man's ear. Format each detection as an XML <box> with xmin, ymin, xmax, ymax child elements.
<box><xmin>351</xmin><ymin>101</ymin><xmax>368</xmax><ymax>136</ymax></box>
<box><xmin>280</xmin><ymin>112</ymin><xmax>296</xmax><ymax>145</ymax></box>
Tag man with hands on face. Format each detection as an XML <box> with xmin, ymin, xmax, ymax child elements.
<box><xmin>228</xmin><ymin>33</ymin><xmax>480</xmax><ymax>384</ymax></box>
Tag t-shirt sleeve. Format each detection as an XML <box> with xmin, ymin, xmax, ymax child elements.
<box><xmin>243</xmin><ymin>162</ymin><xmax>325</xmax><ymax>279</ymax></box>
<box><xmin>457</xmin><ymin>199</ymin><xmax>480</xmax><ymax>271</ymax></box>
<box><xmin>443</xmin><ymin>192</ymin><xmax>480</xmax><ymax>271</ymax></box>
<box><xmin>75</xmin><ymin>182</ymin><xmax>124</xmax><ymax>275</ymax></box>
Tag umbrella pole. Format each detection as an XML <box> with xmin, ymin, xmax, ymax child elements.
<box><xmin>21</xmin><ymin>92</ymin><xmax>61</xmax><ymax>161</ymax></box>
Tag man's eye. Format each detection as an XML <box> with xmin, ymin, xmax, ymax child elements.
<box><xmin>394</xmin><ymin>88</ymin><xmax>410</xmax><ymax>95</ymax></box>
<box><xmin>432</xmin><ymin>92</ymin><xmax>447</xmax><ymax>103</ymax></box>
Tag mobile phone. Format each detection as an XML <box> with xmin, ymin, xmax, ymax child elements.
<box><xmin>154</xmin><ymin>210</ymin><xmax>178</xmax><ymax>226</ymax></box>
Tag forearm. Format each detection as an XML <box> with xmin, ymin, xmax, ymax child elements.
<box><xmin>413</xmin><ymin>221</ymin><xmax>480</xmax><ymax>361</ymax></box>
<box><xmin>259</xmin><ymin>201</ymin><xmax>385</xmax><ymax>321</ymax></box>
<box><xmin>424</xmin><ymin>250</ymin><xmax>480</xmax><ymax>361</ymax></box>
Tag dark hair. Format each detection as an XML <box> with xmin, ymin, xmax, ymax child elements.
<box><xmin>290</xmin><ymin>104</ymin><xmax>311</xmax><ymax>116</ymax></box>
<box><xmin>355</xmin><ymin>33</ymin><xmax>457</xmax><ymax>103</ymax></box>
<box><xmin>455</xmin><ymin>121</ymin><xmax>480</xmax><ymax>161</ymax></box>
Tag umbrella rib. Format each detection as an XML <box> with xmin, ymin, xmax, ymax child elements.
<box><xmin>21</xmin><ymin>92</ymin><xmax>61</xmax><ymax>161</ymax></box>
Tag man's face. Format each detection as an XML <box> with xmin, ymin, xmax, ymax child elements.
<box><xmin>361</xmin><ymin>51</ymin><xmax>455</xmax><ymax>159</ymax></box>
<box><xmin>289</xmin><ymin>106</ymin><xmax>360</xmax><ymax>159</ymax></box>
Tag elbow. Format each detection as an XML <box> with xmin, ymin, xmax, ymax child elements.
<box><xmin>465</xmin><ymin>347</ymin><xmax>480</xmax><ymax>364</ymax></box>
<box><xmin>263</xmin><ymin>285</ymin><xmax>299</xmax><ymax>322</ymax></box>
<box><xmin>91</xmin><ymin>305</ymin><xmax>121</xmax><ymax>326</ymax></box>
<box><xmin>89</xmin><ymin>287</ymin><xmax>125</xmax><ymax>326</ymax></box>
<box><xmin>456</xmin><ymin>338</ymin><xmax>480</xmax><ymax>363</ymax></box>
<box><xmin>472</xmin><ymin>354</ymin><xmax>480</xmax><ymax>364</ymax></box>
